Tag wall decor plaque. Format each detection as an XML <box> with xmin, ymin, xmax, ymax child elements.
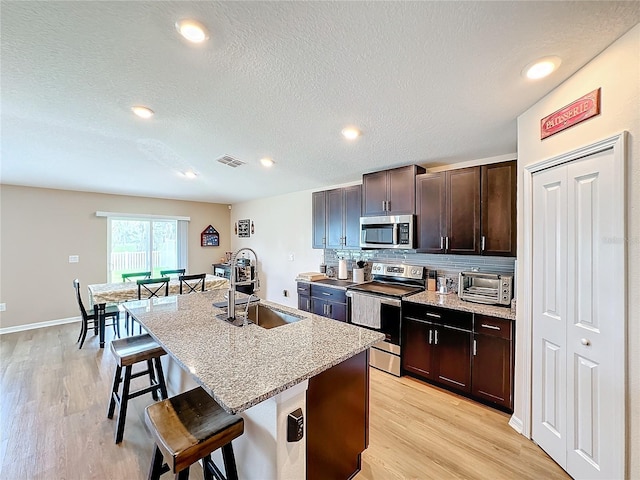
<box><xmin>201</xmin><ymin>225</ymin><xmax>220</xmax><ymax>246</ymax></box>
<box><xmin>540</xmin><ymin>88</ymin><xmax>601</xmax><ymax>140</ymax></box>
<box><xmin>238</xmin><ymin>219</ymin><xmax>250</xmax><ymax>237</ymax></box>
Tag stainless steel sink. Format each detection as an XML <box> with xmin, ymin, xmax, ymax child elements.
<box><xmin>314</xmin><ymin>278</ymin><xmax>354</xmax><ymax>287</ymax></box>
<box><xmin>216</xmin><ymin>304</ymin><xmax>304</xmax><ymax>329</ymax></box>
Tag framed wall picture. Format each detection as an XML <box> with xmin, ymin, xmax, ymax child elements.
<box><xmin>238</xmin><ymin>219</ymin><xmax>250</xmax><ymax>237</ymax></box>
<box><xmin>201</xmin><ymin>225</ymin><xmax>220</xmax><ymax>246</ymax></box>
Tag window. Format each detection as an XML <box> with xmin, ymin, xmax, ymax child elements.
<box><xmin>98</xmin><ymin>212</ymin><xmax>189</xmax><ymax>283</ymax></box>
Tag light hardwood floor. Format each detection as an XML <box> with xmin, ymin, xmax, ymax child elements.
<box><xmin>0</xmin><ymin>321</ymin><xmax>569</xmax><ymax>479</ymax></box>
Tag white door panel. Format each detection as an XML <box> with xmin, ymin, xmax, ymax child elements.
<box><xmin>533</xmin><ymin>146</ymin><xmax>624</xmax><ymax>480</ymax></box>
<box><xmin>532</xmin><ymin>166</ymin><xmax>567</xmax><ymax>466</ymax></box>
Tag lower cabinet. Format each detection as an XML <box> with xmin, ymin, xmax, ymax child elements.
<box><xmin>297</xmin><ymin>282</ymin><xmax>347</xmax><ymax>322</ymax></box>
<box><xmin>403</xmin><ymin>305</ymin><xmax>472</xmax><ymax>394</ymax></box>
<box><xmin>402</xmin><ymin>302</ymin><xmax>513</xmax><ymax>411</ymax></box>
<box><xmin>472</xmin><ymin>315</ymin><xmax>514</xmax><ymax>409</ymax></box>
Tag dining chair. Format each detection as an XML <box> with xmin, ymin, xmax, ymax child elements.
<box><xmin>179</xmin><ymin>273</ymin><xmax>206</xmax><ymax>294</ymax></box>
<box><xmin>73</xmin><ymin>279</ymin><xmax>120</xmax><ymax>349</ymax></box>
<box><xmin>159</xmin><ymin>268</ymin><xmax>185</xmax><ymax>277</ymax></box>
<box><xmin>122</xmin><ymin>271</ymin><xmax>152</xmax><ymax>282</ymax></box>
<box><xmin>126</xmin><ymin>277</ymin><xmax>171</xmax><ymax>335</ymax></box>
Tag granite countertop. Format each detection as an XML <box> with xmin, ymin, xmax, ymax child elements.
<box><xmin>123</xmin><ymin>290</ymin><xmax>384</xmax><ymax>414</ymax></box>
<box><xmin>404</xmin><ymin>290</ymin><xmax>516</xmax><ymax>320</ymax></box>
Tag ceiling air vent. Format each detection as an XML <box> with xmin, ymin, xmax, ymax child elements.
<box><xmin>216</xmin><ymin>155</ymin><xmax>245</xmax><ymax>168</ymax></box>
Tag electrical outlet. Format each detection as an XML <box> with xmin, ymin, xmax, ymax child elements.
<box><xmin>288</xmin><ymin>253</ymin><xmax>295</xmax><ymax>261</ymax></box>
<box><xmin>282</xmin><ymin>290</ymin><xmax>289</xmax><ymax>297</ymax></box>
<box><xmin>0</xmin><ymin>303</ymin><xmax>6</xmax><ymax>312</ymax></box>
<box><xmin>69</xmin><ymin>255</ymin><xmax>79</xmax><ymax>263</ymax></box>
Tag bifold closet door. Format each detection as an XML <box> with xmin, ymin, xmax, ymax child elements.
<box><xmin>532</xmin><ymin>146</ymin><xmax>624</xmax><ymax>480</ymax></box>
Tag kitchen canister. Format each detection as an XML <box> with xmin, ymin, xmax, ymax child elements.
<box><xmin>338</xmin><ymin>259</ymin><xmax>348</xmax><ymax>280</ymax></box>
<box><xmin>353</xmin><ymin>268</ymin><xmax>365</xmax><ymax>283</ymax></box>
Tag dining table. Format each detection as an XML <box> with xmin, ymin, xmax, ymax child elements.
<box><xmin>88</xmin><ymin>274</ymin><xmax>229</xmax><ymax>347</ymax></box>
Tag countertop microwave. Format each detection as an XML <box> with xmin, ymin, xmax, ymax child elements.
<box><xmin>360</xmin><ymin>215</ymin><xmax>415</xmax><ymax>249</ymax></box>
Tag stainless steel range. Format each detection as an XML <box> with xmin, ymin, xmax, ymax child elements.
<box><xmin>346</xmin><ymin>262</ymin><xmax>425</xmax><ymax>376</ymax></box>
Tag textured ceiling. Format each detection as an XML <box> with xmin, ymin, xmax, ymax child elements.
<box><xmin>1</xmin><ymin>1</ymin><xmax>638</xmax><ymax>203</ymax></box>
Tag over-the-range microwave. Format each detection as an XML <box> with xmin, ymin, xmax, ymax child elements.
<box><xmin>360</xmin><ymin>214</ymin><xmax>415</xmax><ymax>249</ymax></box>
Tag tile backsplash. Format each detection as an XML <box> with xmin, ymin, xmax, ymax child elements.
<box><xmin>324</xmin><ymin>249</ymin><xmax>516</xmax><ymax>293</ymax></box>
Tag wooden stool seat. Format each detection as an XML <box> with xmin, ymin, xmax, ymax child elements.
<box><xmin>145</xmin><ymin>387</ymin><xmax>244</xmax><ymax>480</ymax></box>
<box><xmin>108</xmin><ymin>333</ymin><xmax>168</xmax><ymax>443</ymax></box>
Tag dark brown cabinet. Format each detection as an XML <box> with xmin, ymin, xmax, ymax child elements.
<box><xmin>481</xmin><ymin>161</ymin><xmax>517</xmax><ymax>256</ymax></box>
<box><xmin>313</xmin><ymin>185</ymin><xmax>361</xmax><ymax>249</ymax></box>
<box><xmin>402</xmin><ymin>304</ymin><xmax>472</xmax><ymax>394</ymax></box>
<box><xmin>307</xmin><ymin>350</ymin><xmax>369</xmax><ymax>480</ymax></box>
<box><xmin>297</xmin><ymin>282</ymin><xmax>311</xmax><ymax>312</ymax></box>
<box><xmin>416</xmin><ymin>160</ymin><xmax>516</xmax><ymax>256</ymax></box>
<box><xmin>472</xmin><ymin>314</ymin><xmax>514</xmax><ymax>410</ymax></box>
<box><xmin>297</xmin><ymin>282</ymin><xmax>347</xmax><ymax>322</ymax></box>
<box><xmin>362</xmin><ymin>165</ymin><xmax>425</xmax><ymax>216</ymax></box>
<box><xmin>312</xmin><ymin>191</ymin><xmax>327</xmax><ymax>249</ymax></box>
<box><xmin>326</xmin><ymin>185</ymin><xmax>362</xmax><ymax>249</ymax></box>
<box><xmin>402</xmin><ymin>303</ymin><xmax>514</xmax><ymax>411</ymax></box>
<box><xmin>416</xmin><ymin>167</ymin><xmax>480</xmax><ymax>254</ymax></box>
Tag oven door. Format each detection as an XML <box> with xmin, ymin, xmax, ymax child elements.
<box><xmin>346</xmin><ymin>291</ymin><xmax>401</xmax><ymax>348</ymax></box>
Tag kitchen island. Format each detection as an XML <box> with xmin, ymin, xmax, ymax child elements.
<box><xmin>124</xmin><ymin>290</ymin><xmax>383</xmax><ymax>480</ymax></box>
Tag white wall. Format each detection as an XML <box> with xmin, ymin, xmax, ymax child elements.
<box><xmin>515</xmin><ymin>24</ymin><xmax>639</xmax><ymax>477</ymax></box>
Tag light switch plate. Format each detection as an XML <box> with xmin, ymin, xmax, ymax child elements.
<box><xmin>0</xmin><ymin>303</ymin><xmax>6</xmax><ymax>312</ymax></box>
<box><xmin>69</xmin><ymin>255</ymin><xmax>79</xmax><ymax>263</ymax></box>
<box><xmin>288</xmin><ymin>253</ymin><xmax>295</xmax><ymax>261</ymax></box>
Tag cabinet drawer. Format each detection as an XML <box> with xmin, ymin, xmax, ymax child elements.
<box><xmin>403</xmin><ymin>302</ymin><xmax>472</xmax><ymax>331</ymax></box>
<box><xmin>474</xmin><ymin>315</ymin><xmax>512</xmax><ymax>340</ymax></box>
<box><xmin>297</xmin><ymin>282</ymin><xmax>311</xmax><ymax>295</ymax></box>
<box><xmin>311</xmin><ymin>285</ymin><xmax>347</xmax><ymax>303</ymax></box>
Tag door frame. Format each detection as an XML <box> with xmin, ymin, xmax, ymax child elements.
<box><xmin>517</xmin><ymin>131</ymin><xmax>627</xmax><ymax>439</ymax></box>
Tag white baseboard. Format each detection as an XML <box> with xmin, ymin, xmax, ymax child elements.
<box><xmin>509</xmin><ymin>413</ymin><xmax>524</xmax><ymax>436</ymax></box>
<box><xmin>0</xmin><ymin>316</ymin><xmax>81</xmax><ymax>335</ymax></box>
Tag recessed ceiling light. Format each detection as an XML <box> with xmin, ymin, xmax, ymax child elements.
<box><xmin>523</xmin><ymin>56</ymin><xmax>562</xmax><ymax>80</ymax></box>
<box><xmin>175</xmin><ymin>19</ymin><xmax>209</xmax><ymax>43</ymax></box>
<box><xmin>183</xmin><ymin>170</ymin><xmax>198</xmax><ymax>179</ymax></box>
<box><xmin>341</xmin><ymin>126</ymin><xmax>362</xmax><ymax>140</ymax></box>
<box><xmin>131</xmin><ymin>105</ymin><xmax>154</xmax><ymax>119</ymax></box>
<box><xmin>260</xmin><ymin>157</ymin><xmax>274</xmax><ymax>168</ymax></box>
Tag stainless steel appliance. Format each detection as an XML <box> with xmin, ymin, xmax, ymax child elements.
<box><xmin>458</xmin><ymin>271</ymin><xmax>513</xmax><ymax>306</ymax></box>
<box><xmin>359</xmin><ymin>215</ymin><xmax>415</xmax><ymax>249</ymax></box>
<box><xmin>346</xmin><ymin>262</ymin><xmax>425</xmax><ymax>376</ymax></box>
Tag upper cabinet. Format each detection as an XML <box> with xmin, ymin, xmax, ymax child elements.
<box><xmin>481</xmin><ymin>161</ymin><xmax>517</xmax><ymax>256</ymax></box>
<box><xmin>416</xmin><ymin>160</ymin><xmax>516</xmax><ymax>256</ymax></box>
<box><xmin>362</xmin><ymin>165</ymin><xmax>425</xmax><ymax>216</ymax></box>
<box><xmin>313</xmin><ymin>185</ymin><xmax>362</xmax><ymax>249</ymax></box>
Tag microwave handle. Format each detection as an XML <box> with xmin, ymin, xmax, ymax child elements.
<box><xmin>393</xmin><ymin>223</ymin><xmax>399</xmax><ymax>245</ymax></box>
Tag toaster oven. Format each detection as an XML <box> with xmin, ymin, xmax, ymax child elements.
<box><xmin>458</xmin><ymin>271</ymin><xmax>513</xmax><ymax>306</ymax></box>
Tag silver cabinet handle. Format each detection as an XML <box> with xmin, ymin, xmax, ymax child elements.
<box><xmin>481</xmin><ymin>323</ymin><xmax>501</xmax><ymax>330</ymax></box>
<box><xmin>434</xmin><ymin>329</ymin><xmax>439</xmax><ymax>345</ymax></box>
<box><xmin>440</xmin><ymin>237</ymin><xmax>444</xmax><ymax>249</ymax></box>
<box><xmin>428</xmin><ymin>329</ymin><xmax>433</xmax><ymax>344</ymax></box>
<box><xmin>306</xmin><ymin>299</ymin><xmax>310</xmax><ymax>311</ymax></box>
<box><xmin>426</xmin><ymin>312</ymin><xmax>441</xmax><ymax>318</ymax></box>
<box><xmin>445</xmin><ymin>236</ymin><xmax>449</xmax><ymax>250</ymax></box>
<box><xmin>322</xmin><ymin>292</ymin><xmax>331</xmax><ymax>296</ymax></box>
<box><xmin>327</xmin><ymin>304</ymin><xmax>332</xmax><ymax>316</ymax></box>
<box><xmin>387</xmin><ymin>200</ymin><xmax>390</xmax><ymax>211</ymax></box>
<box><xmin>481</xmin><ymin>236</ymin><xmax>486</xmax><ymax>251</ymax></box>
<box><xmin>473</xmin><ymin>339</ymin><xmax>477</xmax><ymax>356</ymax></box>
<box><xmin>382</xmin><ymin>200</ymin><xmax>386</xmax><ymax>211</ymax></box>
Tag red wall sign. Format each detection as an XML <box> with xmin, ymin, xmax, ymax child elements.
<box><xmin>540</xmin><ymin>88</ymin><xmax>601</xmax><ymax>140</ymax></box>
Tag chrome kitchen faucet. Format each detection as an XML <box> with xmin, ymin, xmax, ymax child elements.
<box><xmin>227</xmin><ymin>247</ymin><xmax>260</xmax><ymax>320</ymax></box>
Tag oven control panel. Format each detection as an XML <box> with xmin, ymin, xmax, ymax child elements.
<box><xmin>371</xmin><ymin>263</ymin><xmax>424</xmax><ymax>280</ymax></box>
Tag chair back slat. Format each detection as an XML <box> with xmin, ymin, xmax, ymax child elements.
<box><xmin>123</xmin><ymin>271</ymin><xmax>152</xmax><ymax>282</ymax></box>
<box><xmin>160</xmin><ymin>269</ymin><xmax>186</xmax><ymax>277</ymax></box>
<box><xmin>73</xmin><ymin>278</ymin><xmax>89</xmax><ymax>320</ymax></box>
<box><xmin>137</xmin><ymin>277</ymin><xmax>170</xmax><ymax>299</ymax></box>
<box><xmin>179</xmin><ymin>274</ymin><xmax>206</xmax><ymax>294</ymax></box>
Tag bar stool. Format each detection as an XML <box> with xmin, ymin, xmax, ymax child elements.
<box><xmin>145</xmin><ymin>387</ymin><xmax>244</xmax><ymax>480</ymax></box>
<box><xmin>107</xmin><ymin>333</ymin><xmax>168</xmax><ymax>443</ymax></box>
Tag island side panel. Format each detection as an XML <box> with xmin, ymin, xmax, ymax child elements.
<box><xmin>307</xmin><ymin>350</ymin><xmax>369</xmax><ymax>480</ymax></box>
